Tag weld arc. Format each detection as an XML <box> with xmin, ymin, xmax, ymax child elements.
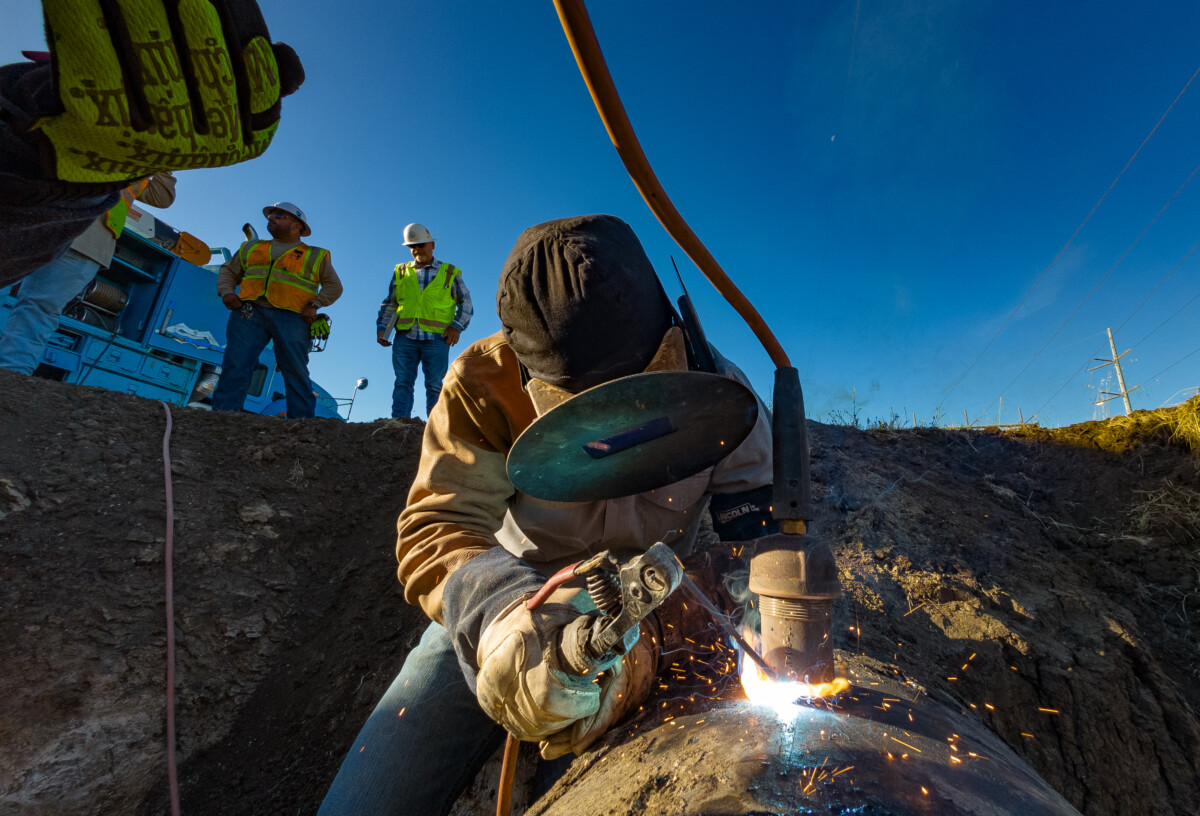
<box><xmin>940</xmin><ymin>61</ymin><xmax>1200</xmax><ymax>416</ymax></box>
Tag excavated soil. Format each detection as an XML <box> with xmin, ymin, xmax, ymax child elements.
<box><xmin>1</xmin><ymin>369</ymin><xmax>1198</xmax><ymax>815</ymax></box>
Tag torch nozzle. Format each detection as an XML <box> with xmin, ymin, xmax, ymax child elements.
<box><xmin>749</xmin><ymin>533</ymin><xmax>841</xmax><ymax>683</ymax></box>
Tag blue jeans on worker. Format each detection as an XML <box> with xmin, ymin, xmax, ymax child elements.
<box><xmin>320</xmin><ymin>547</ymin><xmax>554</xmax><ymax>815</ymax></box>
<box><xmin>0</xmin><ymin>248</ymin><xmax>99</xmax><ymax>375</ymax></box>
<box><xmin>212</xmin><ymin>302</ymin><xmax>315</xmax><ymax>418</ymax></box>
<box><xmin>391</xmin><ymin>332</ymin><xmax>450</xmax><ymax>418</ymax></box>
<box><xmin>317</xmin><ymin>622</ymin><xmax>506</xmax><ymax>816</ymax></box>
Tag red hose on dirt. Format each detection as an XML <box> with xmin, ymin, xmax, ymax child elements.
<box><xmin>161</xmin><ymin>402</ymin><xmax>181</xmax><ymax>816</ymax></box>
<box><xmin>551</xmin><ymin>0</ymin><xmax>791</xmax><ymax>369</ymax></box>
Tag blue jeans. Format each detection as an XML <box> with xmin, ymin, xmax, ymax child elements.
<box><xmin>318</xmin><ymin>622</ymin><xmax>505</xmax><ymax>816</ymax></box>
<box><xmin>390</xmin><ymin>333</ymin><xmax>450</xmax><ymax>418</ymax></box>
<box><xmin>211</xmin><ymin>303</ymin><xmax>315</xmax><ymax>418</ymax></box>
<box><xmin>0</xmin><ymin>248</ymin><xmax>99</xmax><ymax>375</ymax></box>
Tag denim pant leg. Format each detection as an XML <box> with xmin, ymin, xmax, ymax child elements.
<box><xmin>420</xmin><ymin>336</ymin><xmax>451</xmax><ymax>416</ymax></box>
<box><xmin>318</xmin><ymin>622</ymin><xmax>505</xmax><ymax>816</ymax></box>
<box><xmin>0</xmin><ymin>249</ymin><xmax>99</xmax><ymax>375</ymax></box>
<box><xmin>265</xmin><ymin>307</ymin><xmax>315</xmax><ymax>418</ymax></box>
<box><xmin>211</xmin><ymin>305</ymin><xmax>270</xmax><ymax>411</ymax></box>
<box><xmin>390</xmin><ymin>334</ymin><xmax>422</xmax><ymax>418</ymax></box>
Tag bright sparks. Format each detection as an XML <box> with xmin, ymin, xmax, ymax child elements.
<box><xmin>739</xmin><ymin>636</ymin><xmax>850</xmax><ymax>720</ymax></box>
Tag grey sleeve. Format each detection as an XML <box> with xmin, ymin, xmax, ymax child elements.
<box><xmin>0</xmin><ymin>61</ymin><xmax>124</xmax><ymax>287</ymax></box>
<box><xmin>376</xmin><ymin>273</ymin><xmax>398</xmax><ymax>331</ymax></box>
<box><xmin>312</xmin><ymin>257</ymin><xmax>342</xmax><ymax>307</ymax></box>
<box><xmin>216</xmin><ymin>246</ymin><xmax>246</xmax><ymax>297</ymax></box>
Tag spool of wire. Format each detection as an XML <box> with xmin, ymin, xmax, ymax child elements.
<box><xmin>82</xmin><ymin>279</ymin><xmax>128</xmax><ymax>313</ymax></box>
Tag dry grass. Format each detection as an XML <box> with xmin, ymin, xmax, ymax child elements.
<box><xmin>1160</xmin><ymin>395</ymin><xmax>1200</xmax><ymax>451</ymax></box>
<box><xmin>1125</xmin><ymin>480</ymin><xmax>1200</xmax><ymax>677</ymax></box>
<box><xmin>1128</xmin><ymin>480</ymin><xmax>1200</xmax><ymax>545</ymax></box>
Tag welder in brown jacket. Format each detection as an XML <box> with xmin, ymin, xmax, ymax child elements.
<box><xmin>319</xmin><ymin>215</ymin><xmax>778</xmax><ymax>816</ymax></box>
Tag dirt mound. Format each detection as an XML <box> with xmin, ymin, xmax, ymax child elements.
<box><xmin>1</xmin><ymin>372</ymin><xmax>1197</xmax><ymax>815</ymax></box>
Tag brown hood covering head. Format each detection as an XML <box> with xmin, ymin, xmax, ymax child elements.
<box><xmin>496</xmin><ymin>214</ymin><xmax>674</xmax><ymax>393</ymax></box>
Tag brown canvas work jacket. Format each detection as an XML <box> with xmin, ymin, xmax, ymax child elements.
<box><xmin>396</xmin><ymin>329</ymin><xmax>774</xmax><ymax>625</ymax></box>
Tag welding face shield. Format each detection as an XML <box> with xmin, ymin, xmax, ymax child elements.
<box><xmin>499</xmin><ymin>216</ymin><xmax>759</xmax><ymax>503</ymax></box>
<box><xmin>497</xmin><ymin>213</ymin><xmax>677</xmax><ymax>411</ymax></box>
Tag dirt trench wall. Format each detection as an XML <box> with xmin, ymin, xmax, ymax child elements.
<box><xmin>806</xmin><ymin>423</ymin><xmax>1200</xmax><ymax>816</ymax></box>
<box><xmin>0</xmin><ymin>372</ymin><xmax>428</xmax><ymax>815</ymax></box>
<box><xmin>2</xmin><ymin>372</ymin><xmax>1199</xmax><ymax>816</ymax></box>
<box><xmin>528</xmin><ymin>422</ymin><xmax>1200</xmax><ymax>816</ymax></box>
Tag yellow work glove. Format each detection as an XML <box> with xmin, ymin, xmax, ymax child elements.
<box><xmin>36</xmin><ymin>0</ymin><xmax>304</xmax><ymax>183</ymax></box>
<box><xmin>310</xmin><ymin>314</ymin><xmax>331</xmax><ymax>338</ymax></box>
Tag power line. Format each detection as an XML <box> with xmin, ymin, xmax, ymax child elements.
<box><xmin>1030</xmin><ymin>235</ymin><xmax>1200</xmax><ymax>421</ymax></box>
<box><xmin>1130</xmin><ymin>290</ymin><xmax>1200</xmax><ymax>349</ymax></box>
<box><xmin>1134</xmin><ymin>344</ymin><xmax>1200</xmax><ymax>389</ymax></box>
<box><xmin>982</xmin><ymin>162</ymin><xmax>1200</xmax><ymax>417</ymax></box>
<box><xmin>938</xmin><ymin>62</ymin><xmax>1200</xmax><ymax>413</ymax></box>
<box><xmin>1113</xmin><ymin>236</ymin><xmax>1200</xmax><ymax>336</ymax></box>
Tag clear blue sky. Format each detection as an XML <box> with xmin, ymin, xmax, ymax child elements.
<box><xmin>5</xmin><ymin>2</ymin><xmax>1200</xmax><ymax>426</ymax></box>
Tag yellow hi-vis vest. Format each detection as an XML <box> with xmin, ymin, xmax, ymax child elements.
<box><xmin>102</xmin><ymin>178</ymin><xmax>151</xmax><ymax>239</ymax></box>
<box><xmin>393</xmin><ymin>261</ymin><xmax>461</xmax><ymax>333</ymax></box>
<box><xmin>237</xmin><ymin>240</ymin><xmax>329</xmax><ymax>313</ymax></box>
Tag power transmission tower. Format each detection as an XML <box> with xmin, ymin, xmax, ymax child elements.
<box><xmin>1087</xmin><ymin>327</ymin><xmax>1139</xmax><ymax>415</ymax></box>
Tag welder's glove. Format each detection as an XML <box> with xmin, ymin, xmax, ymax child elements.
<box><xmin>474</xmin><ymin>587</ymin><xmax>639</xmax><ymax>744</ymax></box>
<box><xmin>33</xmin><ymin>0</ymin><xmax>304</xmax><ymax>183</ymax></box>
<box><xmin>538</xmin><ymin>617</ymin><xmax>660</xmax><ymax>759</ymax></box>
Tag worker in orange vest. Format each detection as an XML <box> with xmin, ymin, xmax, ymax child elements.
<box><xmin>212</xmin><ymin>202</ymin><xmax>343</xmax><ymax>418</ymax></box>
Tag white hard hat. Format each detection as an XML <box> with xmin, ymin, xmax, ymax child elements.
<box><xmin>402</xmin><ymin>223</ymin><xmax>434</xmax><ymax>245</ymax></box>
<box><xmin>263</xmin><ymin>201</ymin><xmax>311</xmax><ymax>236</ymax></box>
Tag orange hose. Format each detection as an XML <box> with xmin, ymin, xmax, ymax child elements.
<box><xmin>552</xmin><ymin>0</ymin><xmax>791</xmax><ymax>369</ymax></box>
<box><xmin>495</xmin><ymin>733</ymin><xmax>520</xmax><ymax>816</ymax></box>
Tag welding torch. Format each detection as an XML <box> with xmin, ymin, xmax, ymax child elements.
<box><xmin>553</xmin><ymin>0</ymin><xmax>843</xmax><ymax>684</ymax></box>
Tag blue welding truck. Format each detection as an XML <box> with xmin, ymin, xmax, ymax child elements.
<box><xmin>0</xmin><ymin>206</ymin><xmax>342</xmax><ymax>419</ymax></box>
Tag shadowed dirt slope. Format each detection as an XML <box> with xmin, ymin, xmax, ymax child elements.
<box><xmin>1</xmin><ymin>370</ymin><xmax>1196</xmax><ymax>815</ymax></box>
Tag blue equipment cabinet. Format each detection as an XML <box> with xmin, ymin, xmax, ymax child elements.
<box><xmin>0</xmin><ymin>228</ymin><xmax>342</xmax><ymax>419</ymax></box>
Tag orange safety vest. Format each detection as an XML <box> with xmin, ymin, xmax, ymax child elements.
<box><xmin>236</xmin><ymin>240</ymin><xmax>330</xmax><ymax>313</ymax></box>
<box><xmin>102</xmin><ymin>178</ymin><xmax>151</xmax><ymax>239</ymax></box>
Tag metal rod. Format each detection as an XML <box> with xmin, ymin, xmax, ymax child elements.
<box><xmin>679</xmin><ymin>575</ymin><xmax>781</xmax><ymax>683</ymax></box>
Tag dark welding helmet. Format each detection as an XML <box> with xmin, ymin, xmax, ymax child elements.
<box><xmin>496</xmin><ymin>213</ymin><xmax>676</xmax><ymax>398</ymax></box>
<box><xmin>500</xmin><ymin>215</ymin><xmax>759</xmax><ymax>502</ymax></box>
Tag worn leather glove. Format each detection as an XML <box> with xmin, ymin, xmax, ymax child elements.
<box><xmin>474</xmin><ymin>587</ymin><xmax>638</xmax><ymax>744</ymax></box>
<box><xmin>35</xmin><ymin>0</ymin><xmax>304</xmax><ymax>183</ymax></box>
<box><xmin>538</xmin><ymin>617</ymin><xmax>660</xmax><ymax>759</ymax></box>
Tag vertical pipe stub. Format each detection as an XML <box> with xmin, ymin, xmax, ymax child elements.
<box><xmin>749</xmin><ymin>535</ymin><xmax>841</xmax><ymax>683</ymax></box>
